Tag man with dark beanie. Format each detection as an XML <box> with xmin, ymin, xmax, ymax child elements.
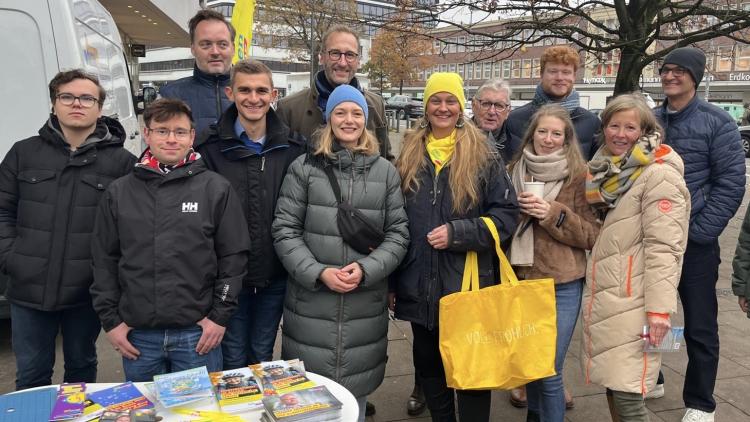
<box><xmin>654</xmin><ymin>46</ymin><xmax>745</xmax><ymax>422</ymax></box>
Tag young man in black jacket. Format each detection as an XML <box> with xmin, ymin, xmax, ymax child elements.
<box><xmin>196</xmin><ymin>59</ymin><xmax>306</xmax><ymax>369</ymax></box>
<box><xmin>0</xmin><ymin>69</ymin><xmax>136</xmax><ymax>390</ymax></box>
<box><xmin>90</xmin><ymin>99</ymin><xmax>249</xmax><ymax>381</ymax></box>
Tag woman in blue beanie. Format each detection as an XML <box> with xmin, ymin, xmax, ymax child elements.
<box><xmin>272</xmin><ymin>84</ymin><xmax>410</xmax><ymax>422</ymax></box>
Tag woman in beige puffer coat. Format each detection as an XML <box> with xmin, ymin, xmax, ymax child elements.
<box><xmin>581</xmin><ymin>94</ymin><xmax>690</xmax><ymax>422</ymax></box>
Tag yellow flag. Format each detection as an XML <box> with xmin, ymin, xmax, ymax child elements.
<box><xmin>231</xmin><ymin>0</ymin><xmax>255</xmax><ymax>63</ymax></box>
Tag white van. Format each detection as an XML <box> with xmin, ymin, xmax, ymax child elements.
<box><xmin>0</xmin><ymin>0</ymin><xmax>144</xmax><ymax>318</ymax></box>
<box><xmin>0</xmin><ymin>0</ymin><xmax>143</xmax><ymax>160</ymax></box>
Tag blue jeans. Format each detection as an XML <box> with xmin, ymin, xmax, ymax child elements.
<box><xmin>221</xmin><ymin>281</ymin><xmax>286</xmax><ymax>369</ymax></box>
<box><xmin>122</xmin><ymin>326</ymin><xmax>222</xmax><ymax>382</ymax></box>
<box><xmin>527</xmin><ymin>278</ymin><xmax>583</xmax><ymax>422</ymax></box>
<box><xmin>11</xmin><ymin>303</ymin><xmax>100</xmax><ymax>390</ymax></box>
<box><xmin>355</xmin><ymin>395</ymin><xmax>367</xmax><ymax>422</ymax></box>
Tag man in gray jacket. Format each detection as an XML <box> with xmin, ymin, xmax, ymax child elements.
<box><xmin>472</xmin><ymin>78</ymin><xmax>513</xmax><ymax>161</ymax></box>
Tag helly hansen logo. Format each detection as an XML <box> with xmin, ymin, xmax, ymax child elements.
<box><xmin>182</xmin><ymin>202</ymin><xmax>198</xmax><ymax>213</ymax></box>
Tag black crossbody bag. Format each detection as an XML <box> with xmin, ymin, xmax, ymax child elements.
<box><xmin>322</xmin><ymin>164</ymin><xmax>385</xmax><ymax>254</ymax></box>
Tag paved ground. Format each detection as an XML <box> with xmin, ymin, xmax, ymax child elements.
<box><xmin>0</xmin><ymin>128</ymin><xmax>748</xmax><ymax>421</ymax></box>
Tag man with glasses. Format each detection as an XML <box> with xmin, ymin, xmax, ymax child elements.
<box><xmin>160</xmin><ymin>9</ymin><xmax>235</xmax><ymax>136</ymax></box>
<box><xmin>653</xmin><ymin>47</ymin><xmax>745</xmax><ymax>422</ymax></box>
<box><xmin>505</xmin><ymin>46</ymin><xmax>599</xmax><ymax>160</ymax></box>
<box><xmin>0</xmin><ymin>69</ymin><xmax>136</xmax><ymax>390</ymax></box>
<box><xmin>277</xmin><ymin>25</ymin><xmax>392</xmax><ymax>160</ymax></box>
<box><xmin>90</xmin><ymin>98</ymin><xmax>249</xmax><ymax>381</ymax></box>
<box><xmin>471</xmin><ymin>79</ymin><xmax>513</xmax><ymax>161</ymax></box>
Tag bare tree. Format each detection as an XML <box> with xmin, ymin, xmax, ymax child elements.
<box><xmin>391</xmin><ymin>0</ymin><xmax>750</xmax><ymax>94</ymax></box>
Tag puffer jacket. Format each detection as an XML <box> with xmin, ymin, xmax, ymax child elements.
<box><xmin>654</xmin><ymin>96</ymin><xmax>745</xmax><ymax>244</ymax></box>
<box><xmin>0</xmin><ymin>115</ymin><xmax>136</xmax><ymax>311</ymax></box>
<box><xmin>272</xmin><ymin>147</ymin><xmax>409</xmax><ymax>398</ymax></box>
<box><xmin>159</xmin><ymin>65</ymin><xmax>232</xmax><ymax>136</ymax></box>
<box><xmin>581</xmin><ymin>145</ymin><xmax>690</xmax><ymax>394</ymax></box>
<box><xmin>90</xmin><ymin>158</ymin><xmax>249</xmax><ymax>331</ymax></box>
<box><xmin>506</xmin><ymin>102</ymin><xmax>600</xmax><ymax>160</ymax></box>
<box><xmin>276</xmin><ymin>74</ymin><xmax>393</xmax><ymax>160</ymax></box>
<box><xmin>392</xmin><ymin>153</ymin><xmax>520</xmax><ymax>330</ymax></box>
<box><xmin>731</xmin><ymin>205</ymin><xmax>750</xmax><ymax>318</ymax></box>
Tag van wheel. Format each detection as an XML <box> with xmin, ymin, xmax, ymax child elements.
<box><xmin>397</xmin><ymin>109</ymin><xmax>406</xmax><ymax>120</ymax></box>
<box><xmin>742</xmin><ymin>135</ymin><xmax>750</xmax><ymax>158</ymax></box>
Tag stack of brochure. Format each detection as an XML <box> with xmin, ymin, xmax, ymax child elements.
<box><xmin>152</xmin><ymin>366</ymin><xmax>215</xmax><ymax>408</ymax></box>
<box><xmin>260</xmin><ymin>386</ymin><xmax>343</xmax><ymax>422</ymax></box>
<box><xmin>77</xmin><ymin>382</ymin><xmax>154</xmax><ymax>421</ymax></box>
<box><xmin>250</xmin><ymin>359</ymin><xmax>315</xmax><ymax>395</ymax></box>
<box><xmin>209</xmin><ymin>367</ymin><xmax>264</xmax><ymax>413</ymax></box>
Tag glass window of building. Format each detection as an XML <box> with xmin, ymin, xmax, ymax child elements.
<box><xmin>449</xmin><ymin>63</ymin><xmax>456</xmax><ymax>73</ymax></box>
<box><xmin>532</xmin><ymin>58</ymin><xmax>540</xmax><ymax>78</ymax></box>
<box><xmin>522</xmin><ymin>59</ymin><xmax>531</xmax><ymax>78</ymax></box>
<box><xmin>736</xmin><ymin>45</ymin><xmax>750</xmax><ymax>71</ymax></box>
<box><xmin>466</xmin><ymin>63</ymin><xmax>473</xmax><ymax>80</ymax></box>
<box><xmin>458</xmin><ymin>63</ymin><xmax>464</xmax><ymax>78</ymax></box>
<box><xmin>493</xmin><ymin>61</ymin><xmax>501</xmax><ymax>78</ymax></box>
<box><xmin>502</xmin><ymin>60</ymin><xmax>511</xmax><ymax>79</ymax></box>
<box><xmin>512</xmin><ymin>60</ymin><xmax>521</xmax><ymax>79</ymax></box>
<box><xmin>458</xmin><ymin>37</ymin><xmax>466</xmax><ymax>52</ymax></box>
<box><xmin>717</xmin><ymin>46</ymin><xmax>733</xmax><ymax>72</ymax></box>
<box><xmin>440</xmin><ymin>63</ymin><xmax>448</xmax><ymax>72</ymax></box>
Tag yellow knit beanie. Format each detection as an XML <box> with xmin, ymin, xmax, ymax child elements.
<box><xmin>423</xmin><ymin>72</ymin><xmax>466</xmax><ymax>110</ymax></box>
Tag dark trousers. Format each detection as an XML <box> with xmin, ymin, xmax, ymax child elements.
<box><xmin>411</xmin><ymin>322</ymin><xmax>491</xmax><ymax>422</ymax></box>
<box><xmin>678</xmin><ymin>239</ymin><xmax>721</xmax><ymax>412</ymax></box>
<box><xmin>11</xmin><ymin>303</ymin><xmax>100</xmax><ymax>390</ymax></box>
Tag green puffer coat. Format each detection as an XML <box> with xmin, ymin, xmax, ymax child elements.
<box><xmin>731</xmin><ymin>205</ymin><xmax>750</xmax><ymax>318</ymax></box>
<box><xmin>272</xmin><ymin>146</ymin><xmax>409</xmax><ymax>397</ymax></box>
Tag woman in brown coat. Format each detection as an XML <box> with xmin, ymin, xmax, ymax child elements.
<box><xmin>508</xmin><ymin>104</ymin><xmax>601</xmax><ymax>422</ymax></box>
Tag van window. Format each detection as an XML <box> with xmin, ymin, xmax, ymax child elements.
<box><xmin>73</xmin><ymin>1</ymin><xmax>133</xmax><ymax>124</ymax></box>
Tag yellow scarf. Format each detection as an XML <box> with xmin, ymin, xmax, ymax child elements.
<box><xmin>426</xmin><ymin>130</ymin><xmax>457</xmax><ymax>174</ymax></box>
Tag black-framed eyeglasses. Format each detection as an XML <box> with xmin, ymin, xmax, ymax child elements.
<box><xmin>476</xmin><ymin>100</ymin><xmax>510</xmax><ymax>112</ymax></box>
<box><xmin>56</xmin><ymin>93</ymin><xmax>99</xmax><ymax>108</ymax></box>
<box><xmin>659</xmin><ymin>66</ymin><xmax>687</xmax><ymax>77</ymax></box>
<box><xmin>327</xmin><ymin>50</ymin><xmax>359</xmax><ymax>62</ymax></box>
<box><xmin>146</xmin><ymin>127</ymin><xmax>193</xmax><ymax>140</ymax></box>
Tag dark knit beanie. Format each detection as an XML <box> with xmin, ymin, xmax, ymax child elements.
<box><xmin>661</xmin><ymin>47</ymin><xmax>706</xmax><ymax>88</ymax></box>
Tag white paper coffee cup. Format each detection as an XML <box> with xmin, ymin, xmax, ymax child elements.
<box><xmin>524</xmin><ymin>181</ymin><xmax>545</xmax><ymax>198</ymax></box>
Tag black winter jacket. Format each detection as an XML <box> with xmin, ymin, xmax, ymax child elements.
<box><xmin>0</xmin><ymin>116</ymin><xmax>136</xmax><ymax>311</ymax></box>
<box><xmin>505</xmin><ymin>102</ymin><xmax>600</xmax><ymax>160</ymax></box>
<box><xmin>196</xmin><ymin>106</ymin><xmax>306</xmax><ymax>289</ymax></box>
<box><xmin>392</xmin><ymin>155</ymin><xmax>519</xmax><ymax>330</ymax></box>
<box><xmin>159</xmin><ymin>65</ymin><xmax>232</xmax><ymax>136</ymax></box>
<box><xmin>90</xmin><ymin>159</ymin><xmax>249</xmax><ymax>331</ymax></box>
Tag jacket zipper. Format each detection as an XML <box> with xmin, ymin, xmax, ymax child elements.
<box><xmin>261</xmin><ymin>156</ymin><xmax>265</xmax><ymax>172</ymax></box>
<box><xmin>626</xmin><ymin>255</ymin><xmax>633</xmax><ymax>297</ymax></box>
<box><xmin>336</xmin><ymin>160</ymin><xmax>348</xmax><ymax>382</ymax></box>
<box><xmin>214</xmin><ymin>80</ymin><xmax>222</xmax><ymax>118</ymax></box>
<box><xmin>584</xmin><ymin>257</ymin><xmax>597</xmax><ymax>384</ymax></box>
<box><xmin>52</xmin><ymin>162</ymin><xmax>81</xmax><ymax>307</ymax></box>
<box><xmin>427</xmin><ymin>168</ymin><xmax>439</xmax><ymax>329</ymax></box>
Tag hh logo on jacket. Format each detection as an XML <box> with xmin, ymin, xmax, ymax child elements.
<box><xmin>182</xmin><ymin>202</ymin><xmax>198</xmax><ymax>213</ymax></box>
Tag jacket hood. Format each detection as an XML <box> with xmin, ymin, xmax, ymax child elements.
<box><xmin>41</xmin><ymin>114</ymin><xmax>126</xmax><ymax>150</ymax></box>
<box><xmin>653</xmin><ymin>143</ymin><xmax>685</xmax><ymax>177</ymax></box>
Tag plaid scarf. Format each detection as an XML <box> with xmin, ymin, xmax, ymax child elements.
<box><xmin>532</xmin><ymin>84</ymin><xmax>581</xmax><ymax>113</ymax></box>
<box><xmin>137</xmin><ymin>148</ymin><xmax>200</xmax><ymax>174</ymax></box>
<box><xmin>586</xmin><ymin>132</ymin><xmax>660</xmax><ymax>209</ymax></box>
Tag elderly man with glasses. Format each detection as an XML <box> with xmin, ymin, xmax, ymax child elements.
<box><xmin>277</xmin><ymin>25</ymin><xmax>392</xmax><ymax>161</ymax></box>
<box><xmin>471</xmin><ymin>79</ymin><xmax>513</xmax><ymax>162</ymax></box>
<box><xmin>0</xmin><ymin>69</ymin><xmax>136</xmax><ymax>390</ymax></box>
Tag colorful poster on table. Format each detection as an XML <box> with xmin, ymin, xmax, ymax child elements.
<box><xmin>231</xmin><ymin>0</ymin><xmax>255</xmax><ymax>63</ymax></box>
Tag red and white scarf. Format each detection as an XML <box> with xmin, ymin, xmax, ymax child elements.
<box><xmin>137</xmin><ymin>148</ymin><xmax>200</xmax><ymax>174</ymax></box>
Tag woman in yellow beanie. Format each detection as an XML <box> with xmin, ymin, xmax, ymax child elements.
<box><xmin>391</xmin><ymin>72</ymin><xmax>520</xmax><ymax>421</ymax></box>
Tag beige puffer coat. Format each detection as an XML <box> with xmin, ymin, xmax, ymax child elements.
<box><xmin>581</xmin><ymin>144</ymin><xmax>690</xmax><ymax>395</ymax></box>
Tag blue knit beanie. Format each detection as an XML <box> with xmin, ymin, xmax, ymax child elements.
<box><xmin>325</xmin><ymin>85</ymin><xmax>368</xmax><ymax>122</ymax></box>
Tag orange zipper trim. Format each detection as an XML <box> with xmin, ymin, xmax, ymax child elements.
<box><xmin>626</xmin><ymin>255</ymin><xmax>633</xmax><ymax>297</ymax></box>
<box><xmin>585</xmin><ymin>258</ymin><xmax>596</xmax><ymax>384</ymax></box>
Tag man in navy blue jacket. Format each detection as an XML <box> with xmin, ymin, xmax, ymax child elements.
<box><xmin>654</xmin><ymin>47</ymin><xmax>745</xmax><ymax>422</ymax></box>
<box><xmin>160</xmin><ymin>9</ymin><xmax>234</xmax><ymax>136</ymax></box>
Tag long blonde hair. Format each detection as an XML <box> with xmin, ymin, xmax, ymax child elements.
<box><xmin>312</xmin><ymin>122</ymin><xmax>379</xmax><ymax>157</ymax></box>
<box><xmin>507</xmin><ymin>104</ymin><xmax>586</xmax><ymax>184</ymax></box>
<box><xmin>396</xmin><ymin>118</ymin><xmax>491</xmax><ymax>213</ymax></box>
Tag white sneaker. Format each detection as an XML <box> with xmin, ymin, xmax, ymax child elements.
<box><xmin>644</xmin><ymin>383</ymin><xmax>664</xmax><ymax>399</ymax></box>
<box><xmin>682</xmin><ymin>408</ymin><xmax>715</xmax><ymax>422</ymax></box>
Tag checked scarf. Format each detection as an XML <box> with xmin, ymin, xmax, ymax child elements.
<box><xmin>586</xmin><ymin>132</ymin><xmax>660</xmax><ymax>209</ymax></box>
<box><xmin>138</xmin><ymin>148</ymin><xmax>200</xmax><ymax>174</ymax></box>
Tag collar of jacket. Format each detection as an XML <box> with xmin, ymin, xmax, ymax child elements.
<box><xmin>133</xmin><ymin>153</ymin><xmax>207</xmax><ymax>181</ymax></box>
<box><xmin>327</xmin><ymin>142</ymin><xmax>379</xmax><ymax>171</ymax></box>
<box><xmin>202</xmin><ymin>104</ymin><xmax>299</xmax><ymax>160</ymax></box>
<box><xmin>192</xmin><ymin>64</ymin><xmax>230</xmax><ymax>87</ymax></box>
<box><xmin>40</xmin><ymin>114</ymin><xmax>125</xmax><ymax>153</ymax></box>
<box><xmin>658</xmin><ymin>93</ymin><xmax>700</xmax><ymax>123</ymax></box>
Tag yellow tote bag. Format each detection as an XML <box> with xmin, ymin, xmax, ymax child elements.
<box><xmin>439</xmin><ymin>216</ymin><xmax>557</xmax><ymax>390</ymax></box>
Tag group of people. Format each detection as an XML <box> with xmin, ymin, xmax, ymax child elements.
<box><xmin>0</xmin><ymin>8</ymin><xmax>748</xmax><ymax>422</ymax></box>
